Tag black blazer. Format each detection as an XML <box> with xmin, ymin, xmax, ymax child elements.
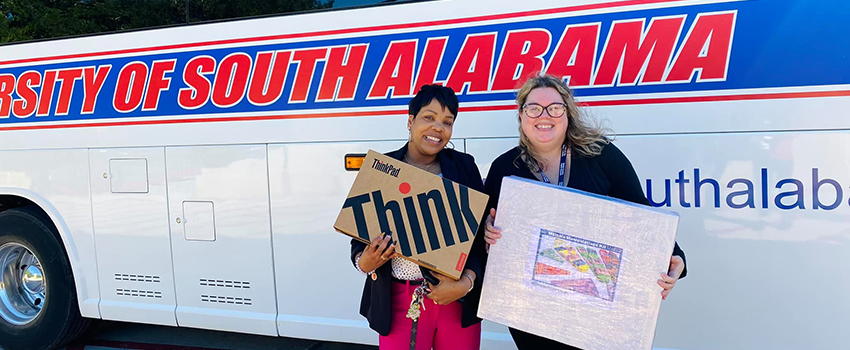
<box><xmin>350</xmin><ymin>143</ymin><xmax>488</xmax><ymax>336</ymax></box>
<box><xmin>483</xmin><ymin>143</ymin><xmax>687</xmax><ymax>278</ymax></box>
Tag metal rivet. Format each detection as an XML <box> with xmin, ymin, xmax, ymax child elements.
<box><xmin>103</xmin><ymin>173</ymin><xmax>108</xmax><ymax>179</ymax></box>
<box><xmin>176</xmin><ymin>218</ymin><xmax>182</xmax><ymax>224</ymax></box>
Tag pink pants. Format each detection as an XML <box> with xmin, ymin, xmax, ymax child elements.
<box><xmin>379</xmin><ymin>280</ymin><xmax>481</xmax><ymax>350</ymax></box>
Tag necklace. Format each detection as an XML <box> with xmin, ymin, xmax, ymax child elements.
<box><xmin>404</xmin><ymin>154</ymin><xmax>437</xmax><ymax>172</ymax></box>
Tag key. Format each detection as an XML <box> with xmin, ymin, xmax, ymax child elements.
<box><xmin>406</xmin><ymin>285</ymin><xmax>426</xmax><ymax>321</ymax></box>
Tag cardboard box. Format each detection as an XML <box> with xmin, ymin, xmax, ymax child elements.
<box><xmin>478</xmin><ymin>176</ymin><xmax>679</xmax><ymax>350</ymax></box>
<box><xmin>334</xmin><ymin>150</ymin><xmax>489</xmax><ymax>280</ymax></box>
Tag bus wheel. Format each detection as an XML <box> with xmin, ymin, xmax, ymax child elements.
<box><xmin>0</xmin><ymin>206</ymin><xmax>90</xmax><ymax>350</ymax></box>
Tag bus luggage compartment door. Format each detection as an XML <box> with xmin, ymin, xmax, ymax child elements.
<box><xmin>89</xmin><ymin>147</ymin><xmax>177</xmax><ymax>326</ymax></box>
<box><xmin>165</xmin><ymin>145</ymin><xmax>277</xmax><ymax>336</ymax></box>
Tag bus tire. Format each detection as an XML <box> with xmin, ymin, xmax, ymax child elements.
<box><xmin>0</xmin><ymin>206</ymin><xmax>90</xmax><ymax>350</ymax></box>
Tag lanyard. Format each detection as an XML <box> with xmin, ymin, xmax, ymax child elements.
<box><xmin>539</xmin><ymin>143</ymin><xmax>568</xmax><ymax>187</ymax></box>
<box><xmin>406</xmin><ymin>285</ymin><xmax>427</xmax><ymax>350</ymax></box>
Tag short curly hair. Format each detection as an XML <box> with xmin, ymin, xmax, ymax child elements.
<box><xmin>408</xmin><ymin>84</ymin><xmax>459</xmax><ymax>118</ymax></box>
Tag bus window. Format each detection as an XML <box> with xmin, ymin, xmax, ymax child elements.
<box><xmin>333</xmin><ymin>0</ymin><xmax>418</xmax><ymax>9</ymax></box>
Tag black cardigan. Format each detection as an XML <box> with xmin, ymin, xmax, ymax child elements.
<box><xmin>349</xmin><ymin>143</ymin><xmax>488</xmax><ymax>336</ymax></box>
<box><xmin>483</xmin><ymin>143</ymin><xmax>688</xmax><ymax>278</ymax></box>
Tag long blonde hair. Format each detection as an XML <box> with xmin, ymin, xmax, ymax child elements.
<box><xmin>515</xmin><ymin>74</ymin><xmax>610</xmax><ymax>172</ymax></box>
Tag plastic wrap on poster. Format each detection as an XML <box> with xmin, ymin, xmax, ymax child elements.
<box><xmin>478</xmin><ymin>176</ymin><xmax>679</xmax><ymax>350</ymax></box>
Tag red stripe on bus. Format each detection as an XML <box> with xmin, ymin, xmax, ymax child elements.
<box><xmin>0</xmin><ymin>0</ymin><xmax>687</xmax><ymax>67</ymax></box>
<box><xmin>0</xmin><ymin>89</ymin><xmax>845</xmax><ymax>132</ymax></box>
<box><xmin>582</xmin><ymin>90</ymin><xmax>850</xmax><ymax>106</ymax></box>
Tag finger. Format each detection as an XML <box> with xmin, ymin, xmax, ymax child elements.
<box><xmin>380</xmin><ymin>244</ymin><xmax>395</xmax><ymax>259</ymax></box>
<box><xmin>657</xmin><ymin>279</ymin><xmax>674</xmax><ymax>290</ymax></box>
<box><xmin>486</xmin><ymin>243</ymin><xmax>490</xmax><ymax>254</ymax></box>
<box><xmin>660</xmin><ymin>272</ymin><xmax>677</xmax><ymax>283</ymax></box>
<box><xmin>368</xmin><ymin>236</ymin><xmax>383</xmax><ymax>252</ymax></box>
<box><xmin>490</xmin><ymin>208</ymin><xmax>497</xmax><ymax>219</ymax></box>
<box><xmin>484</xmin><ymin>231</ymin><xmax>501</xmax><ymax>240</ymax></box>
<box><xmin>661</xmin><ymin>288</ymin><xmax>672</xmax><ymax>300</ymax></box>
<box><xmin>380</xmin><ymin>241</ymin><xmax>395</xmax><ymax>254</ymax></box>
<box><xmin>485</xmin><ymin>219</ymin><xmax>501</xmax><ymax>233</ymax></box>
<box><xmin>486</xmin><ymin>225</ymin><xmax>501</xmax><ymax>235</ymax></box>
<box><xmin>484</xmin><ymin>236</ymin><xmax>497</xmax><ymax>245</ymax></box>
<box><xmin>433</xmin><ymin>273</ymin><xmax>449</xmax><ymax>282</ymax></box>
<box><xmin>377</xmin><ymin>236</ymin><xmax>391</xmax><ymax>252</ymax></box>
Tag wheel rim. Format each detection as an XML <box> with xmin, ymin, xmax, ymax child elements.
<box><xmin>0</xmin><ymin>242</ymin><xmax>46</xmax><ymax>325</ymax></box>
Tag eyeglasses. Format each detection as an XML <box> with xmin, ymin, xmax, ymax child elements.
<box><xmin>522</xmin><ymin>103</ymin><xmax>567</xmax><ymax>118</ymax></box>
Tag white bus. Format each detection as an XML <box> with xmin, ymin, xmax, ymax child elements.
<box><xmin>0</xmin><ymin>0</ymin><xmax>847</xmax><ymax>349</ymax></box>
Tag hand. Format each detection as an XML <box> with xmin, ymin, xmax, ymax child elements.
<box><xmin>483</xmin><ymin>208</ymin><xmax>500</xmax><ymax>253</ymax></box>
<box><xmin>658</xmin><ymin>255</ymin><xmax>685</xmax><ymax>300</ymax></box>
<box><xmin>359</xmin><ymin>234</ymin><xmax>397</xmax><ymax>273</ymax></box>
<box><xmin>424</xmin><ymin>270</ymin><xmax>475</xmax><ymax>305</ymax></box>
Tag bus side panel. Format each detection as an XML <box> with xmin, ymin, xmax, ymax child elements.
<box><xmin>165</xmin><ymin>145</ymin><xmax>277</xmax><ymax>336</ymax></box>
<box><xmin>269</xmin><ymin>141</ymin><xmax>407</xmax><ymax>346</ymax></box>
<box><xmin>89</xmin><ymin>148</ymin><xmax>178</xmax><ymax>326</ymax></box>
<box><xmin>0</xmin><ymin>149</ymin><xmax>100</xmax><ymax>318</ymax></box>
<box><xmin>617</xmin><ymin>131</ymin><xmax>850</xmax><ymax>350</ymax></box>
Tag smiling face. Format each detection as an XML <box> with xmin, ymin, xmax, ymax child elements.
<box><xmin>407</xmin><ymin>98</ymin><xmax>454</xmax><ymax>157</ymax></box>
<box><xmin>520</xmin><ymin>87</ymin><xmax>569</xmax><ymax>152</ymax></box>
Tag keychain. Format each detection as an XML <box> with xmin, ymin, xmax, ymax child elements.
<box><xmin>406</xmin><ymin>284</ymin><xmax>428</xmax><ymax>350</ymax></box>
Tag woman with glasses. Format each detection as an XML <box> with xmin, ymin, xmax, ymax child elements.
<box><xmin>480</xmin><ymin>74</ymin><xmax>687</xmax><ymax>350</ymax></box>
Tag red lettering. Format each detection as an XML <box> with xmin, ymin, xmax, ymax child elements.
<box><xmin>492</xmin><ymin>29</ymin><xmax>551</xmax><ymax>91</ymax></box>
<box><xmin>212</xmin><ymin>53</ymin><xmax>252</xmax><ymax>108</ymax></box>
<box><xmin>369</xmin><ymin>40</ymin><xmax>416</xmax><ymax>99</ymax></box>
<box><xmin>55</xmin><ymin>69</ymin><xmax>83</xmax><ymax>115</ymax></box>
<box><xmin>666</xmin><ymin>12</ymin><xmax>736</xmax><ymax>82</ymax></box>
<box><xmin>114</xmin><ymin>62</ymin><xmax>147</xmax><ymax>113</ymax></box>
<box><xmin>546</xmin><ymin>24</ymin><xmax>600</xmax><ymax>87</ymax></box>
<box><xmin>414</xmin><ymin>37</ymin><xmax>448</xmax><ymax>90</ymax></box>
<box><xmin>143</xmin><ymin>60</ymin><xmax>176</xmax><ymax>110</ymax></box>
<box><xmin>290</xmin><ymin>48</ymin><xmax>328</xmax><ymax>102</ymax></box>
<box><xmin>178</xmin><ymin>56</ymin><xmax>215</xmax><ymax>109</ymax></box>
<box><xmin>446</xmin><ymin>33</ymin><xmax>497</xmax><ymax>94</ymax></box>
<box><xmin>12</xmin><ymin>71</ymin><xmax>41</xmax><ymax>118</ymax></box>
<box><xmin>247</xmin><ymin>51</ymin><xmax>290</xmax><ymax>106</ymax></box>
<box><xmin>318</xmin><ymin>45</ymin><xmax>368</xmax><ymax>101</ymax></box>
<box><xmin>594</xmin><ymin>17</ymin><xmax>684</xmax><ymax>86</ymax></box>
<box><xmin>82</xmin><ymin>65</ymin><xmax>111</xmax><ymax>114</ymax></box>
<box><xmin>36</xmin><ymin>70</ymin><xmax>57</xmax><ymax>116</ymax></box>
<box><xmin>0</xmin><ymin>74</ymin><xmax>15</xmax><ymax>118</ymax></box>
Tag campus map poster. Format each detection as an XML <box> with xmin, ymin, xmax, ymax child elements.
<box><xmin>530</xmin><ymin>228</ymin><xmax>623</xmax><ymax>302</ymax></box>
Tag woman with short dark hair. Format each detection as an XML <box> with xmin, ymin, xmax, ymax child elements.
<box><xmin>350</xmin><ymin>84</ymin><xmax>486</xmax><ymax>350</ymax></box>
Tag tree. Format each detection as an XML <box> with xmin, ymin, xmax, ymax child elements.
<box><xmin>187</xmin><ymin>0</ymin><xmax>334</xmax><ymax>23</ymax></box>
<box><xmin>0</xmin><ymin>0</ymin><xmax>333</xmax><ymax>44</ymax></box>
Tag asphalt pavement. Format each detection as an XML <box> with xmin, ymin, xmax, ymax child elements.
<box><xmin>3</xmin><ymin>321</ymin><xmax>378</xmax><ymax>350</ymax></box>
